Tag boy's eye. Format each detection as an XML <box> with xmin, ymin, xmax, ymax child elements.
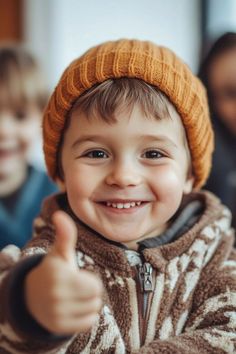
<box><xmin>84</xmin><ymin>150</ymin><xmax>108</xmax><ymax>158</ymax></box>
<box><xmin>143</xmin><ymin>150</ymin><xmax>163</xmax><ymax>159</ymax></box>
<box><xmin>15</xmin><ymin>111</ymin><xmax>27</xmax><ymax>121</ymax></box>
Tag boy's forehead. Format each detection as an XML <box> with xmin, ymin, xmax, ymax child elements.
<box><xmin>68</xmin><ymin>103</ymin><xmax>187</xmax><ymax>144</ymax></box>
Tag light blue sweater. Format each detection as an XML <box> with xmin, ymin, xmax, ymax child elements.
<box><xmin>0</xmin><ymin>166</ymin><xmax>57</xmax><ymax>249</ymax></box>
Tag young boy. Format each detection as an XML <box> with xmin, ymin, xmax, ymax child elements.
<box><xmin>0</xmin><ymin>39</ymin><xmax>235</xmax><ymax>353</ymax></box>
<box><xmin>0</xmin><ymin>44</ymin><xmax>57</xmax><ymax>249</ymax></box>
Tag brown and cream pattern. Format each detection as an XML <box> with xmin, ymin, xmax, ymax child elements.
<box><xmin>0</xmin><ymin>191</ymin><xmax>235</xmax><ymax>353</ymax></box>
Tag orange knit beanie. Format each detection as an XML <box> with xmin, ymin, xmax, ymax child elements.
<box><xmin>43</xmin><ymin>39</ymin><xmax>214</xmax><ymax>189</ymax></box>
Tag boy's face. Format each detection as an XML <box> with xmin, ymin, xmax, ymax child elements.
<box><xmin>0</xmin><ymin>106</ymin><xmax>41</xmax><ymax>179</ymax></box>
<box><xmin>60</xmin><ymin>105</ymin><xmax>194</xmax><ymax>249</ymax></box>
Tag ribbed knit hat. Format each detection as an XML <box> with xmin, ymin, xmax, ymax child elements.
<box><xmin>43</xmin><ymin>39</ymin><xmax>214</xmax><ymax>189</ymax></box>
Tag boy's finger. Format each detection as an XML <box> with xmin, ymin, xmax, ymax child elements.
<box><xmin>51</xmin><ymin>210</ymin><xmax>78</xmax><ymax>270</ymax></box>
<box><xmin>76</xmin><ymin>270</ymin><xmax>103</xmax><ymax>299</ymax></box>
<box><xmin>63</xmin><ymin>297</ymin><xmax>102</xmax><ymax>317</ymax></box>
<box><xmin>51</xmin><ymin>313</ymin><xmax>99</xmax><ymax>335</ymax></box>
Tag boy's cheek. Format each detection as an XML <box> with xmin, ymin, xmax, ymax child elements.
<box><xmin>150</xmin><ymin>168</ymin><xmax>187</xmax><ymax>200</ymax></box>
<box><xmin>63</xmin><ymin>163</ymin><xmax>103</xmax><ymax>186</ymax></box>
<box><xmin>151</xmin><ymin>165</ymin><xmax>184</xmax><ymax>187</ymax></box>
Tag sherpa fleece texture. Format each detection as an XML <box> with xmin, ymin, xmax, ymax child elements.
<box><xmin>0</xmin><ymin>191</ymin><xmax>235</xmax><ymax>354</ymax></box>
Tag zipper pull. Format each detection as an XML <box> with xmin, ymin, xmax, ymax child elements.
<box><xmin>138</xmin><ymin>262</ymin><xmax>153</xmax><ymax>292</ymax></box>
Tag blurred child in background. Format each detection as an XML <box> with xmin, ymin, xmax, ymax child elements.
<box><xmin>199</xmin><ymin>32</ymin><xmax>236</xmax><ymax>229</ymax></box>
<box><xmin>0</xmin><ymin>44</ymin><xmax>57</xmax><ymax>249</ymax></box>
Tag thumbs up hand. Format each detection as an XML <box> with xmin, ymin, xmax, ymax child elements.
<box><xmin>25</xmin><ymin>211</ymin><xmax>103</xmax><ymax>335</ymax></box>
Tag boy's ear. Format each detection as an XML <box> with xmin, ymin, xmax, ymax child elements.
<box><xmin>183</xmin><ymin>174</ymin><xmax>195</xmax><ymax>194</ymax></box>
<box><xmin>56</xmin><ymin>178</ymin><xmax>66</xmax><ymax>192</ymax></box>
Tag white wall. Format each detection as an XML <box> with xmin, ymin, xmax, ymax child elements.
<box><xmin>206</xmin><ymin>0</ymin><xmax>236</xmax><ymax>40</ymax></box>
<box><xmin>23</xmin><ymin>0</ymin><xmax>201</xmax><ymax>91</ymax></box>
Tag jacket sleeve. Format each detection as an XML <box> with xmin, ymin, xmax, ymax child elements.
<box><xmin>134</xmin><ymin>248</ymin><xmax>236</xmax><ymax>354</ymax></box>
<box><xmin>0</xmin><ymin>220</ymin><xmax>74</xmax><ymax>354</ymax></box>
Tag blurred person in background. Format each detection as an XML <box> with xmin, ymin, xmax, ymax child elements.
<box><xmin>199</xmin><ymin>32</ymin><xmax>236</xmax><ymax>229</ymax></box>
<box><xmin>0</xmin><ymin>44</ymin><xmax>57</xmax><ymax>249</ymax></box>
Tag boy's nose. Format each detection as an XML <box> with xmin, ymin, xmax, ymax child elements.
<box><xmin>105</xmin><ymin>161</ymin><xmax>142</xmax><ymax>188</ymax></box>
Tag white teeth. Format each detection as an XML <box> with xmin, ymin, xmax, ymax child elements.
<box><xmin>117</xmin><ymin>203</ymin><xmax>123</xmax><ymax>209</ymax></box>
<box><xmin>106</xmin><ymin>201</ymin><xmax>142</xmax><ymax>209</ymax></box>
<box><xmin>124</xmin><ymin>203</ymin><xmax>131</xmax><ymax>208</ymax></box>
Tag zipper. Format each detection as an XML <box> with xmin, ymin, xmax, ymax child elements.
<box><xmin>137</xmin><ymin>262</ymin><xmax>155</xmax><ymax>346</ymax></box>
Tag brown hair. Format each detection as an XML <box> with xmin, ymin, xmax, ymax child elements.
<box><xmin>57</xmin><ymin>78</ymin><xmax>191</xmax><ymax>178</ymax></box>
<box><xmin>0</xmin><ymin>43</ymin><xmax>48</xmax><ymax>113</ymax></box>
<box><xmin>199</xmin><ymin>32</ymin><xmax>236</xmax><ymax>112</ymax></box>
<box><xmin>71</xmin><ymin>78</ymin><xmax>177</xmax><ymax>122</ymax></box>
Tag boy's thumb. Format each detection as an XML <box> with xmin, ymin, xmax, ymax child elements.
<box><xmin>51</xmin><ymin>210</ymin><xmax>78</xmax><ymax>270</ymax></box>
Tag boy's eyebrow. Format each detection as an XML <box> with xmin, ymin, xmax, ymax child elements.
<box><xmin>71</xmin><ymin>135</ymin><xmax>105</xmax><ymax>149</ymax></box>
<box><xmin>139</xmin><ymin>135</ymin><xmax>178</xmax><ymax>148</ymax></box>
<box><xmin>71</xmin><ymin>134</ymin><xmax>178</xmax><ymax>149</ymax></box>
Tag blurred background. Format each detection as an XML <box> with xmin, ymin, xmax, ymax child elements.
<box><xmin>0</xmin><ymin>0</ymin><xmax>236</xmax><ymax>168</ymax></box>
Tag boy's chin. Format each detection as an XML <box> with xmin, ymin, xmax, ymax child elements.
<box><xmin>100</xmin><ymin>229</ymin><xmax>146</xmax><ymax>250</ymax></box>
<box><xmin>97</xmin><ymin>222</ymin><xmax>161</xmax><ymax>243</ymax></box>
<box><xmin>98</xmin><ymin>227</ymin><xmax>137</xmax><ymax>244</ymax></box>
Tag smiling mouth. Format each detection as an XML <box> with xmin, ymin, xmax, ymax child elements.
<box><xmin>99</xmin><ymin>201</ymin><xmax>146</xmax><ymax>209</ymax></box>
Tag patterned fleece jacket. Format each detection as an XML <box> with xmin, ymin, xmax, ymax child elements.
<box><xmin>0</xmin><ymin>191</ymin><xmax>236</xmax><ymax>354</ymax></box>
